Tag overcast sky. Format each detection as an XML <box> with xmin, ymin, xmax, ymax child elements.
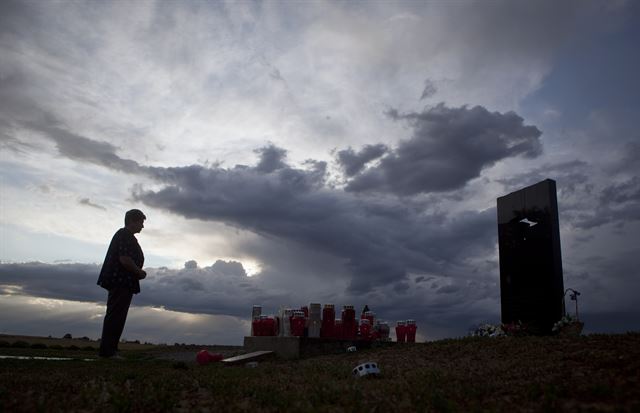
<box><xmin>1</xmin><ymin>0</ymin><xmax>639</xmax><ymax>345</ymax></box>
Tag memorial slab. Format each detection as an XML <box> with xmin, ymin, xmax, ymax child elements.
<box><xmin>497</xmin><ymin>179</ymin><xmax>565</xmax><ymax>334</ymax></box>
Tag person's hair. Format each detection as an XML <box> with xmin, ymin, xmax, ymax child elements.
<box><xmin>124</xmin><ymin>209</ymin><xmax>146</xmax><ymax>226</ymax></box>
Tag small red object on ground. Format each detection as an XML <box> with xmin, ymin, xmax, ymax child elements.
<box><xmin>196</xmin><ymin>350</ymin><xmax>211</xmax><ymax>365</ymax></box>
<box><xmin>208</xmin><ymin>352</ymin><xmax>223</xmax><ymax>362</ymax></box>
<box><xmin>197</xmin><ymin>350</ymin><xmax>224</xmax><ymax>365</ymax></box>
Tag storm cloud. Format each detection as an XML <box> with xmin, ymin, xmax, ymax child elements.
<box><xmin>345</xmin><ymin>104</ymin><xmax>542</xmax><ymax>195</ymax></box>
<box><xmin>131</xmin><ymin>142</ymin><xmax>499</xmax><ymax>294</ymax></box>
<box><xmin>0</xmin><ymin>260</ymin><xmax>265</xmax><ymax>318</ymax></box>
<box><xmin>498</xmin><ymin>159</ymin><xmax>640</xmax><ymax>230</ymax></box>
<box><xmin>6</xmin><ymin>102</ymin><xmax>539</xmax><ymax>294</ymax></box>
<box><xmin>2</xmin><ymin>0</ymin><xmax>639</xmax><ymax>343</ymax></box>
<box><xmin>336</xmin><ymin>144</ymin><xmax>389</xmax><ymax>177</ymax></box>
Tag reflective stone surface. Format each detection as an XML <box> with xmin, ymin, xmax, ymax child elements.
<box><xmin>497</xmin><ymin>179</ymin><xmax>564</xmax><ymax>334</ymax></box>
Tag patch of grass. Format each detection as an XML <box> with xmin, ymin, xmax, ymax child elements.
<box><xmin>1</xmin><ymin>334</ymin><xmax>640</xmax><ymax>411</ymax></box>
<box><xmin>11</xmin><ymin>341</ymin><xmax>29</xmax><ymax>348</ymax></box>
<box><xmin>30</xmin><ymin>343</ymin><xmax>47</xmax><ymax>349</ymax></box>
<box><xmin>171</xmin><ymin>361</ymin><xmax>188</xmax><ymax>370</ymax></box>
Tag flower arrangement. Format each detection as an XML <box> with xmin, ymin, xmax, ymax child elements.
<box><xmin>470</xmin><ymin>320</ymin><xmax>532</xmax><ymax>337</ymax></box>
<box><xmin>469</xmin><ymin>323</ymin><xmax>505</xmax><ymax>337</ymax></box>
<box><xmin>502</xmin><ymin>321</ymin><xmax>528</xmax><ymax>337</ymax></box>
<box><xmin>552</xmin><ymin>314</ymin><xmax>584</xmax><ymax>336</ymax></box>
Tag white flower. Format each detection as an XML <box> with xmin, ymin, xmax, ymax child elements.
<box><xmin>552</xmin><ymin>314</ymin><xmax>578</xmax><ymax>332</ymax></box>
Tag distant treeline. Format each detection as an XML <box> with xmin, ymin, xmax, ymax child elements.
<box><xmin>0</xmin><ymin>340</ymin><xmax>96</xmax><ymax>351</ymax></box>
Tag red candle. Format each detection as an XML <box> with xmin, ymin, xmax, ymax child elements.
<box><xmin>396</xmin><ymin>321</ymin><xmax>407</xmax><ymax>343</ymax></box>
<box><xmin>322</xmin><ymin>304</ymin><xmax>335</xmax><ymax>338</ymax></box>
<box><xmin>360</xmin><ymin>319</ymin><xmax>371</xmax><ymax>340</ymax></box>
<box><xmin>334</xmin><ymin>319</ymin><xmax>343</xmax><ymax>339</ymax></box>
<box><xmin>406</xmin><ymin>319</ymin><xmax>417</xmax><ymax>343</ymax></box>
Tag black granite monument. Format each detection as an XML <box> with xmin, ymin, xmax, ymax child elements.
<box><xmin>497</xmin><ymin>179</ymin><xmax>564</xmax><ymax>334</ymax></box>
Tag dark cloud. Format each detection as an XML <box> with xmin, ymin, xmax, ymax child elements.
<box><xmin>581</xmin><ymin>312</ymin><xmax>640</xmax><ymax>335</ymax></box>
<box><xmin>0</xmin><ymin>260</ymin><xmax>265</xmax><ymax>318</ymax></box>
<box><xmin>436</xmin><ymin>284</ymin><xmax>460</xmax><ymax>295</ymax></box>
<box><xmin>0</xmin><ymin>262</ymin><xmax>104</xmax><ymax>303</ymax></box>
<box><xmin>420</xmin><ymin>79</ymin><xmax>437</xmax><ymax>100</ymax></box>
<box><xmin>28</xmin><ymin>122</ymin><xmax>142</xmax><ymax>174</ymax></box>
<box><xmin>254</xmin><ymin>144</ymin><xmax>288</xmax><ymax>173</ymax></box>
<box><xmin>3</xmin><ymin>246</ymin><xmax>638</xmax><ymax>342</ymax></box>
<box><xmin>573</xmin><ymin>200</ymin><xmax>640</xmax><ymax>230</ymax></box>
<box><xmin>336</xmin><ymin>144</ymin><xmax>388</xmax><ymax>177</ymax></box>
<box><xmin>210</xmin><ymin>260</ymin><xmax>247</xmax><ymax>277</ymax></box>
<box><xmin>7</xmin><ymin>108</ymin><xmax>504</xmax><ymax>294</ymax></box>
<box><xmin>0</xmin><ymin>293</ymin><xmax>248</xmax><ymax>345</ymax></box>
<box><xmin>78</xmin><ymin>198</ymin><xmax>106</xmax><ymax>211</ymax></box>
<box><xmin>0</xmin><ymin>0</ymin><xmax>38</xmax><ymax>38</ymax></box>
<box><xmin>617</xmin><ymin>142</ymin><xmax>640</xmax><ymax>174</ymax></box>
<box><xmin>130</xmin><ymin>148</ymin><xmax>498</xmax><ymax>293</ymax></box>
<box><xmin>560</xmin><ymin>249</ymin><xmax>640</xmax><ymax>331</ymax></box>
<box><xmin>2</xmin><ymin>100</ymin><xmax>534</xmax><ymax>295</ymax></box>
<box><xmin>345</xmin><ymin>104</ymin><xmax>542</xmax><ymax>195</ymax></box>
<box><xmin>495</xmin><ymin>158</ymin><xmax>640</xmax><ymax>230</ymax></box>
<box><xmin>600</xmin><ymin>177</ymin><xmax>640</xmax><ymax>205</ymax></box>
<box><xmin>496</xmin><ymin>160</ymin><xmax>591</xmax><ymax>196</ymax></box>
<box><xmin>0</xmin><ymin>260</ymin><xmax>504</xmax><ymax>341</ymax></box>
<box><xmin>1</xmin><ymin>0</ymin><xmax>639</xmax><ymax>343</ymax></box>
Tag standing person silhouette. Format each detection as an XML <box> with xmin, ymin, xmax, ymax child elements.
<box><xmin>97</xmin><ymin>209</ymin><xmax>147</xmax><ymax>358</ymax></box>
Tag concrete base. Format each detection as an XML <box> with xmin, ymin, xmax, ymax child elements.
<box><xmin>244</xmin><ymin>336</ymin><xmax>301</xmax><ymax>359</ymax></box>
<box><xmin>243</xmin><ymin>336</ymin><xmax>393</xmax><ymax>359</ymax></box>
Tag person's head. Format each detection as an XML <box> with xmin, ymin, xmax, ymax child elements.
<box><xmin>124</xmin><ymin>209</ymin><xmax>146</xmax><ymax>233</ymax></box>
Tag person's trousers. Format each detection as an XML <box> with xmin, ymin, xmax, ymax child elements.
<box><xmin>99</xmin><ymin>287</ymin><xmax>133</xmax><ymax>357</ymax></box>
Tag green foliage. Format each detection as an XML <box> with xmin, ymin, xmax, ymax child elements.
<box><xmin>11</xmin><ymin>341</ymin><xmax>29</xmax><ymax>348</ymax></box>
<box><xmin>67</xmin><ymin>345</ymin><xmax>80</xmax><ymax>350</ymax></box>
<box><xmin>30</xmin><ymin>343</ymin><xmax>47</xmax><ymax>349</ymax></box>
<box><xmin>0</xmin><ymin>341</ymin><xmax>10</xmax><ymax>348</ymax></box>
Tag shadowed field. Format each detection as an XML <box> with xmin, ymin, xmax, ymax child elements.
<box><xmin>1</xmin><ymin>333</ymin><xmax>639</xmax><ymax>412</ymax></box>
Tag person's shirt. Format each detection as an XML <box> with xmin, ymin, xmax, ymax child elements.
<box><xmin>97</xmin><ymin>228</ymin><xmax>144</xmax><ymax>294</ymax></box>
